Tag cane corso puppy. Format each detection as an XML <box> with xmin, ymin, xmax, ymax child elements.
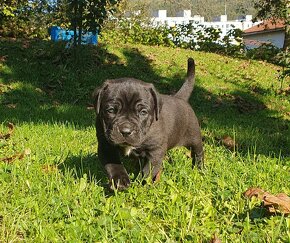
<box><xmin>93</xmin><ymin>58</ymin><xmax>204</xmax><ymax>190</ymax></box>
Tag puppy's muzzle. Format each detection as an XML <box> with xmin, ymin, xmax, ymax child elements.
<box><xmin>118</xmin><ymin>123</ymin><xmax>134</xmax><ymax>137</ymax></box>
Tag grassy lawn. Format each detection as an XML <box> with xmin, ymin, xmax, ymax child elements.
<box><xmin>0</xmin><ymin>38</ymin><xmax>289</xmax><ymax>242</ymax></box>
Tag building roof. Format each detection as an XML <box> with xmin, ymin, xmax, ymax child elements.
<box><xmin>243</xmin><ymin>19</ymin><xmax>285</xmax><ymax>35</ymax></box>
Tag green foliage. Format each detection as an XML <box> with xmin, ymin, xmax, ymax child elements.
<box><xmin>253</xmin><ymin>0</ymin><xmax>289</xmax><ymax>51</ymax></box>
<box><xmin>0</xmin><ymin>0</ymin><xmax>120</xmax><ymax>40</ymax></box>
<box><xmin>253</xmin><ymin>0</ymin><xmax>287</xmax><ymax>21</ymax></box>
<box><xmin>0</xmin><ymin>4</ymin><xmax>16</xmax><ymax>17</ymax></box>
<box><xmin>54</xmin><ymin>0</ymin><xmax>121</xmax><ymax>46</ymax></box>
<box><xmin>222</xmin><ymin>28</ymin><xmax>244</xmax><ymax>55</ymax></box>
<box><xmin>0</xmin><ymin>0</ymin><xmax>63</xmax><ymax>38</ymax></box>
<box><xmin>123</xmin><ymin>20</ymin><xmax>175</xmax><ymax>46</ymax></box>
<box><xmin>103</xmin><ymin>20</ymin><xmax>244</xmax><ymax>57</ymax></box>
<box><xmin>245</xmin><ymin>43</ymin><xmax>290</xmax><ymax>91</ymax></box>
<box><xmin>246</xmin><ymin>44</ymin><xmax>281</xmax><ymax>62</ymax></box>
<box><xmin>276</xmin><ymin>51</ymin><xmax>290</xmax><ymax>90</ymax></box>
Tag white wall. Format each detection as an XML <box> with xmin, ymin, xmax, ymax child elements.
<box><xmin>150</xmin><ymin>12</ymin><xmax>258</xmax><ymax>38</ymax></box>
<box><xmin>244</xmin><ymin>31</ymin><xmax>285</xmax><ymax>49</ymax></box>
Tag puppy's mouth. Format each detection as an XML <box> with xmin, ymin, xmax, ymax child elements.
<box><xmin>119</xmin><ymin>142</ymin><xmax>132</xmax><ymax>146</ymax></box>
<box><xmin>106</xmin><ymin>130</ymin><xmax>142</xmax><ymax>147</ymax></box>
<box><xmin>111</xmin><ymin>137</ymin><xmax>141</xmax><ymax>147</ymax></box>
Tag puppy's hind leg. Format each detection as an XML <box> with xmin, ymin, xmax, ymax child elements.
<box><xmin>189</xmin><ymin>138</ymin><xmax>204</xmax><ymax>169</ymax></box>
<box><xmin>185</xmin><ymin>117</ymin><xmax>204</xmax><ymax>169</ymax></box>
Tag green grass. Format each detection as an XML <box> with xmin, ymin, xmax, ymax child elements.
<box><xmin>0</xmin><ymin>38</ymin><xmax>289</xmax><ymax>242</ymax></box>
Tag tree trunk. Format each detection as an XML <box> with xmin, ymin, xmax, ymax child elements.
<box><xmin>282</xmin><ymin>1</ymin><xmax>289</xmax><ymax>51</ymax></box>
<box><xmin>77</xmin><ymin>1</ymin><xmax>83</xmax><ymax>46</ymax></box>
<box><xmin>73</xmin><ymin>0</ymin><xmax>77</xmax><ymax>47</ymax></box>
<box><xmin>283</xmin><ymin>24</ymin><xmax>289</xmax><ymax>51</ymax></box>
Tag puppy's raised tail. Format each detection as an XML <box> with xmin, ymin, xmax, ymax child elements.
<box><xmin>175</xmin><ymin>58</ymin><xmax>195</xmax><ymax>101</ymax></box>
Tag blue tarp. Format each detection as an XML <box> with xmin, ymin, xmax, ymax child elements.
<box><xmin>50</xmin><ymin>26</ymin><xmax>98</xmax><ymax>45</ymax></box>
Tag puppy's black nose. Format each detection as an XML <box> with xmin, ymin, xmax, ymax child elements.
<box><xmin>120</xmin><ymin>127</ymin><xmax>132</xmax><ymax>137</ymax></box>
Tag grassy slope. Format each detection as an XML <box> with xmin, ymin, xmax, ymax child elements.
<box><xmin>0</xmin><ymin>38</ymin><xmax>289</xmax><ymax>242</ymax></box>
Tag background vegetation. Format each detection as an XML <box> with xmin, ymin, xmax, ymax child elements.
<box><xmin>0</xmin><ymin>0</ymin><xmax>121</xmax><ymax>39</ymax></box>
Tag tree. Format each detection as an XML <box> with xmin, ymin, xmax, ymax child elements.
<box><xmin>253</xmin><ymin>0</ymin><xmax>289</xmax><ymax>50</ymax></box>
<box><xmin>0</xmin><ymin>0</ymin><xmax>62</xmax><ymax>38</ymax></box>
<box><xmin>254</xmin><ymin>0</ymin><xmax>289</xmax><ymax>90</ymax></box>
<box><xmin>67</xmin><ymin>0</ymin><xmax>121</xmax><ymax>46</ymax></box>
<box><xmin>0</xmin><ymin>0</ymin><xmax>121</xmax><ymax>40</ymax></box>
<box><xmin>0</xmin><ymin>0</ymin><xmax>27</xmax><ymax>37</ymax></box>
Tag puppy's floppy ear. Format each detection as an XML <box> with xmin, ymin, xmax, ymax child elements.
<box><xmin>92</xmin><ymin>83</ymin><xmax>108</xmax><ymax>114</ymax></box>
<box><xmin>149</xmin><ymin>86</ymin><xmax>162</xmax><ymax>121</ymax></box>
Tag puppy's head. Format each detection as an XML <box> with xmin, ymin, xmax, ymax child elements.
<box><xmin>93</xmin><ymin>78</ymin><xmax>162</xmax><ymax>147</ymax></box>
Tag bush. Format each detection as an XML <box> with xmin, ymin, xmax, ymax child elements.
<box><xmin>245</xmin><ymin>44</ymin><xmax>289</xmax><ymax>91</ymax></box>
<box><xmin>102</xmin><ymin>19</ymin><xmax>244</xmax><ymax>57</ymax></box>
<box><xmin>245</xmin><ymin>43</ymin><xmax>280</xmax><ymax>62</ymax></box>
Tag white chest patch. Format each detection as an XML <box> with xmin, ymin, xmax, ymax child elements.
<box><xmin>124</xmin><ymin>146</ymin><xmax>135</xmax><ymax>156</ymax></box>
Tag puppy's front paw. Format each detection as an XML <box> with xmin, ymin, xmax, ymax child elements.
<box><xmin>109</xmin><ymin>173</ymin><xmax>130</xmax><ymax>191</ymax></box>
<box><xmin>105</xmin><ymin>164</ymin><xmax>130</xmax><ymax>190</ymax></box>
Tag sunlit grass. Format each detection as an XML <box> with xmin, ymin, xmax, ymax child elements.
<box><xmin>0</xmin><ymin>38</ymin><xmax>289</xmax><ymax>241</ymax></box>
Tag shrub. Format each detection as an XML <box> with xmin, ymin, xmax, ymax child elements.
<box><xmin>102</xmin><ymin>19</ymin><xmax>244</xmax><ymax>57</ymax></box>
<box><xmin>245</xmin><ymin>44</ymin><xmax>289</xmax><ymax>91</ymax></box>
<box><xmin>246</xmin><ymin>43</ymin><xmax>280</xmax><ymax>62</ymax></box>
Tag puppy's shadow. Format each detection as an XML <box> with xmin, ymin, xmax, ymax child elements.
<box><xmin>59</xmin><ymin>153</ymin><xmax>144</xmax><ymax>195</ymax></box>
<box><xmin>58</xmin><ymin>153</ymin><xmax>108</xmax><ymax>187</ymax></box>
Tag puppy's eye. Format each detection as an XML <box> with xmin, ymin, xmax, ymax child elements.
<box><xmin>106</xmin><ymin>107</ymin><xmax>116</xmax><ymax>114</ymax></box>
<box><xmin>139</xmin><ymin>109</ymin><xmax>148</xmax><ymax>116</ymax></box>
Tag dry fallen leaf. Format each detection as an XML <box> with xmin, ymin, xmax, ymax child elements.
<box><xmin>210</xmin><ymin>234</ymin><xmax>222</xmax><ymax>243</ymax></box>
<box><xmin>212</xmin><ymin>97</ymin><xmax>223</xmax><ymax>108</ymax></box>
<box><xmin>216</xmin><ymin>135</ymin><xmax>237</xmax><ymax>151</ymax></box>
<box><xmin>53</xmin><ymin>100</ymin><xmax>60</xmax><ymax>106</ymax></box>
<box><xmin>35</xmin><ymin>88</ymin><xmax>44</xmax><ymax>93</ymax></box>
<box><xmin>42</xmin><ymin>164</ymin><xmax>58</xmax><ymax>173</ymax></box>
<box><xmin>204</xmin><ymin>94</ymin><xmax>212</xmax><ymax>101</ymax></box>
<box><xmin>7</xmin><ymin>122</ymin><xmax>14</xmax><ymax>130</ymax></box>
<box><xmin>0</xmin><ymin>122</ymin><xmax>15</xmax><ymax>139</ymax></box>
<box><xmin>185</xmin><ymin>150</ymin><xmax>191</xmax><ymax>158</ymax></box>
<box><xmin>238</xmin><ymin>61</ymin><xmax>250</xmax><ymax>70</ymax></box>
<box><xmin>244</xmin><ymin>187</ymin><xmax>290</xmax><ymax>214</ymax></box>
<box><xmin>22</xmin><ymin>41</ymin><xmax>30</xmax><ymax>49</ymax></box>
<box><xmin>1</xmin><ymin>153</ymin><xmax>24</xmax><ymax>163</ymax></box>
<box><xmin>0</xmin><ymin>55</ymin><xmax>8</xmax><ymax>62</ymax></box>
<box><xmin>87</xmin><ymin>103</ymin><xmax>95</xmax><ymax>110</ymax></box>
<box><xmin>6</xmin><ymin>103</ymin><xmax>17</xmax><ymax>109</ymax></box>
<box><xmin>221</xmin><ymin>135</ymin><xmax>236</xmax><ymax>151</ymax></box>
<box><xmin>24</xmin><ymin>148</ymin><xmax>31</xmax><ymax>155</ymax></box>
<box><xmin>0</xmin><ymin>149</ymin><xmax>30</xmax><ymax>164</ymax></box>
<box><xmin>277</xmin><ymin>86</ymin><xmax>290</xmax><ymax>95</ymax></box>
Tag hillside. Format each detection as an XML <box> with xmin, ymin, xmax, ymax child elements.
<box><xmin>0</xmin><ymin>39</ymin><xmax>289</xmax><ymax>241</ymax></box>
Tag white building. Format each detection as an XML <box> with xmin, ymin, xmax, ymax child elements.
<box><xmin>151</xmin><ymin>10</ymin><xmax>259</xmax><ymax>38</ymax></box>
<box><xmin>204</xmin><ymin>15</ymin><xmax>256</xmax><ymax>37</ymax></box>
<box><xmin>242</xmin><ymin>20</ymin><xmax>286</xmax><ymax>49</ymax></box>
<box><xmin>152</xmin><ymin>10</ymin><xmax>204</xmax><ymax>27</ymax></box>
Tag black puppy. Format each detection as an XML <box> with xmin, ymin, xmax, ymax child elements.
<box><xmin>93</xmin><ymin>58</ymin><xmax>204</xmax><ymax>190</ymax></box>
